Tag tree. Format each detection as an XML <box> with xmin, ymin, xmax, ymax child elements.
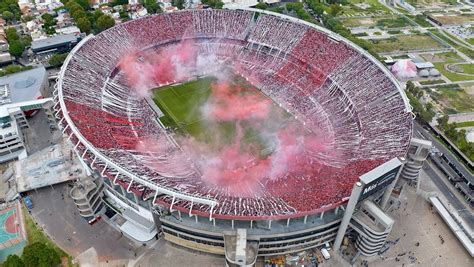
<box><xmin>0</xmin><ymin>0</ymin><xmax>21</xmax><ymax>21</ymax></box>
<box><xmin>4</xmin><ymin>65</ymin><xmax>22</xmax><ymax>74</ymax></box>
<box><xmin>406</xmin><ymin>80</ymin><xmax>415</xmax><ymax>92</ymax></box>
<box><xmin>41</xmin><ymin>13</ymin><xmax>54</xmax><ymax>23</ymax></box>
<box><xmin>172</xmin><ymin>0</ymin><xmax>185</xmax><ymax>9</ymax></box>
<box><xmin>93</xmin><ymin>9</ymin><xmax>104</xmax><ymax>21</ymax></box>
<box><xmin>2</xmin><ymin>10</ymin><xmax>14</xmax><ymax>22</ymax></box>
<box><xmin>119</xmin><ymin>10</ymin><xmax>129</xmax><ymax>21</ymax></box>
<box><xmin>437</xmin><ymin>116</ymin><xmax>449</xmax><ymax>129</ymax></box>
<box><xmin>255</xmin><ymin>2</ymin><xmax>267</xmax><ymax>10</ymax></box>
<box><xmin>96</xmin><ymin>14</ymin><xmax>115</xmax><ymax>32</ymax></box>
<box><xmin>201</xmin><ymin>0</ymin><xmax>223</xmax><ymax>9</ymax></box>
<box><xmin>306</xmin><ymin>0</ymin><xmax>325</xmax><ymax>16</ymax></box>
<box><xmin>3</xmin><ymin>254</ymin><xmax>24</xmax><ymax>267</ymax></box>
<box><xmin>144</xmin><ymin>0</ymin><xmax>162</xmax><ymax>14</ymax></box>
<box><xmin>48</xmin><ymin>53</ymin><xmax>69</xmax><ymax>67</ymax></box>
<box><xmin>41</xmin><ymin>13</ymin><xmax>57</xmax><ymax>35</ymax></box>
<box><xmin>8</xmin><ymin>40</ymin><xmax>24</xmax><ymax>58</ymax></box>
<box><xmin>68</xmin><ymin>5</ymin><xmax>83</xmax><ymax>16</ymax></box>
<box><xmin>71</xmin><ymin>9</ymin><xmax>87</xmax><ymax>20</ymax></box>
<box><xmin>76</xmin><ymin>17</ymin><xmax>91</xmax><ymax>33</ymax></box>
<box><xmin>5</xmin><ymin>27</ymin><xmax>19</xmax><ymax>41</ymax></box>
<box><xmin>329</xmin><ymin>3</ymin><xmax>342</xmax><ymax>17</ymax></box>
<box><xmin>112</xmin><ymin>0</ymin><xmax>128</xmax><ymax>6</ymax></box>
<box><xmin>22</xmin><ymin>242</ymin><xmax>60</xmax><ymax>267</ymax></box>
<box><xmin>74</xmin><ymin>0</ymin><xmax>91</xmax><ymax>10</ymax></box>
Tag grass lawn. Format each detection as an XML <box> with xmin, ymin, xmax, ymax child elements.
<box><xmin>152</xmin><ymin>76</ymin><xmax>288</xmax><ymax>154</ymax></box>
<box><xmin>433</xmin><ymin>62</ymin><xmax>474</xmax><ymax>81</ymax></box>
<box><xmin>455</xmin><ymin>121</ymin><xmax>474</xmax><ymax>128</ymax></box>
<box><xmin>340</xmin><ymin>0</ymin><xmax>392</xmax><ymax>16</ymax></box>
<box><xmin>430</xmin><ymin>29</ymin><xmax>474</xmax><ymax>59</ymax></box>
<box><xmin>391</xmin><ymin>54</ymin><xmax>410</xmax><ymax>59</ymax></box>
<box><xmin>406</xmin><ymin>0</ymin><xmax>458</xmax><ymax>8</ymax></box>
<box><xmin>468</xmin><ymin>38</ymin><xmax>474</xmax><ymax>46</ymax></box>
<box><xmin>429</xmin><ymin>86</ymin><xmax>474</xmax><ymax>113</ymax></box>
<box><xmin>371</xmin><ymin>34</ymin><xmax>443</xmax><ymax>53</ymax></box>
<box><xmin>153</xmin><ymin>77</ymin><xmax>215</xmax><ymax>128</ymax></box>
<box><xmin>340</xmin><ymin>17</ymin><xmax>377</xmax><ymax>28</ymax></box>
<box><xmin>22</xmin><ymin>205</ymin><xmax>74</xmax><ymax>266</ymax></box>
<box><xmin>407</xmin><ymin>14</ymin><xmax>432</xmax><ymax>27</ymax></box>
<box><xmin>421</xmin><ymin>52</ymin><xmax>473</xmax><ymax>82</ymax></box>
<box><xmin>376</xmin><ymin>16</ymin><xmax>411</xmax><ymax>28</ymax></box>
<box><xmin>433</xmin><ymin>14</ymin><xmax>474</xmax><ymax>25</ymax></box>
<box><xmin>419</xmin><ymin>79</ymin><xmax>445</xmax><ymax>85</ymax></box>
<box><xmin>458</xmin><ymin>64</ymin><xmax>474</xmax><ymax>75</ymax></box>
<box><xmin>340</xmin><ymin>16</ymin><xmax>409</xmax><ymax>28</ymax></box>
<box><xmin>420</xmin><ymin>51</ymin><xmax>463</xmax><ymax>63</ymax></box>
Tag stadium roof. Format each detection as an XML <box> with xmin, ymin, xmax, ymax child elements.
<box><xmin>56</xmin><ymin>9</ymin><xmax>413</xmax><ymax>220</ymax></box>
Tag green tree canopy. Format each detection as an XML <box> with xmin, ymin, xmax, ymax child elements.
<box><xmin>48</xmin><ymin>53</ymin><xmax>69</xmax><ymax>67</ymax></box>
<box><xmin>96</xmin><ymin>14</ymin><xmax>115</xmax><ymax>32</ymax></box>
<box><xmin>3</xmin><ymin>254</ymin><xmax>24</xmax><ymax>267</ymax></box>
<box><xmin>71</xmin><ymin>9</ymin><xmax>87</xmax><ymax>20</ymax></box>
<box><xmin>5</xmin><ymin>27</ymin><xmax>19</xmax><ymax>41</ymax></box>
<box><xmin>144</xmin><ymin>0</ymin><xmax>162</xmax><ymax>14</ymax></box>
<box><xmin>76</xmin><ymin>17</ymin><xmax>91</xmax><ymax>33</ymax></box>
<box><xmin>8</xmin><ymin>40</ymin><xmax>24</xmax><ymax>58</ymax></box>
<box><xmin>41</xmin><ymin>13</ymin><xmax>57</xmax><ymax>35</ymax></box>
<box><xmin>2</xmin><ymin>10</ymin><xmax>14</xmax><ymax>22</ymax></box>
<box><xmin>4</xmin><ymin>64</ymin><xmax>23</xmax><ymax>74</ymax></box>
<box><xmin>306</xmin><ymin>0</ymin><xmax>325</xmax><ymax>16</ymax></box>
<box><xmin>73</xmin><ymin>0</ymin><xmax>91</xmax><ymax>10</ymax></box>
<box><xmin>171</xmin><ymin>0</ymin><xmax>185</xmax><ymax>9</ymax></box>
<box><xmin>112</xmin><ymin>0</ymin><xmax>128</xmax><ymax>6</ymax></box>
<box><xmin>93</xmin><ymin>9</ymin><xmax>104</xmax><ymax>20</ymax></box>
<box><xmin>255</xmin><ymin>2</ymin><xmax>267</xmax><ymax>10</ymax></box>
<box><xmin>22</xmin><ymin>242</ymin><xmax>60</xmax><ymax>267</ymax></box>
<box><xmin>67</xmin><ymin>2</ymin><xmax>84</xmax><ymax>15</ymax></box>
<box><xmin>0</xmin><ymin>0</ymin><xmax>21</xmax><ymax>21</ymax></box>
<box><xmin>201</xmin><ymin>0</ymin><xmax>223</xmax><ymax>9</ymax></box>
<box><xmin>41</xmin><ymin>13</ymin><xmax>54</xmax><ymax>23</ymax></box>
<box><xmin>329</xmin><ymin>3</ymin><xmax>342</xmax><ymax>16</ymax></box>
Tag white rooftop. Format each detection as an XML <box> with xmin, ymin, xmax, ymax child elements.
<box><xmin>14</xmin><ymin>143</ymin><xmax>84</xmax><ymax>192</ymax></box>
<box><xmin>0</xmin><ymin>66</ymin><xmax>45</xmax><ymax>105</ymax></box>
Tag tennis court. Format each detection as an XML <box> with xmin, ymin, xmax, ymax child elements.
<box><xmin>0</xmin><ymin>201</ymin><xmax>26</xmax><ymax>262</ymax></box>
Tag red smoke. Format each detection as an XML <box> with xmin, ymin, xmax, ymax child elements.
<box><xmin>182</xmin><ymin>79</ymin><xmax>336</xmax><ymax>197</ymax></box>
<box><xmin>118</xmin><ymin>41</ymin><xmax>198</xmax><ymax>96</ymax></box>
<box><xmin>204</xmin><ymin>80</ymin><xmax>271</xmax><ymax>122</ymax></box>
<box><xmin>120</xmin><ymin>40</ymin><xmax>339</xmax><ymax>197</ymax></box>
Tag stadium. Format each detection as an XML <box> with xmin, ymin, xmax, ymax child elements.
<box><xmin>54</xmin><ymin>8</ymin><xmax>413</xmax><ymax>264</ymax></box>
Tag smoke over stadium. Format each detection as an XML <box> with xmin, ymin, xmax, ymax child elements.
<box><xmin>56</xmin><ymin>9</ymin><xmax>412</xmax><ymax>220</ymax></box>
<box><xmin>119</xmin><ymin>40</ymin><xmax>338</xmax><ymax>197</ymax></box>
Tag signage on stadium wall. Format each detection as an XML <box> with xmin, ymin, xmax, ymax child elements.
<box><xmin>358</xmin><ymin>158</ymin><xmax>403</xmax><ymax>202</ymax></box>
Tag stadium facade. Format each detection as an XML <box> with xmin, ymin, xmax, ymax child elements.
<box><xmin>54</xmin><ymin>9</ymin><xmax>416</xmax><ymax>265</ymax></box>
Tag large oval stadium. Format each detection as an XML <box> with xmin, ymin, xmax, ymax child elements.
<box><xmin>55</xmin><ymin>8</ymin><xmax>413</xmax><ymax>259</ymax></box>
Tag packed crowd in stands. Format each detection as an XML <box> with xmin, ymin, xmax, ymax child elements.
<box><xmin>56</xmin><ymin>10</ymin><xmax>412</xmax><ymax>219</ymax></box>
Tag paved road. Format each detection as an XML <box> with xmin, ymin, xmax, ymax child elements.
<box><xmin>411</xmin><ymin>121</ymin><xmax>473</xmax><ymax>228</ymax></box>
<box><xmin>413</xmin><ymin>122</ymin><xmax>473</xmax><ymax>182</ymax></box>
<box><xmin>423</xmin><ymin>160</ymin><xmax>474</xmax><ymax>229</ymax></box>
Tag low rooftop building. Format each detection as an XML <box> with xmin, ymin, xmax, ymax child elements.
<box><xmin>31</xmin><ymin>33</ymin><xmax>81</xmax><ymax>54</ymax></box>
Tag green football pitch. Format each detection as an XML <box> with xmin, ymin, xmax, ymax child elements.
<box><xmin>152</xmin><ymin>76</ymin><xmax>290</xmax><ymax>155</ymax></box>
